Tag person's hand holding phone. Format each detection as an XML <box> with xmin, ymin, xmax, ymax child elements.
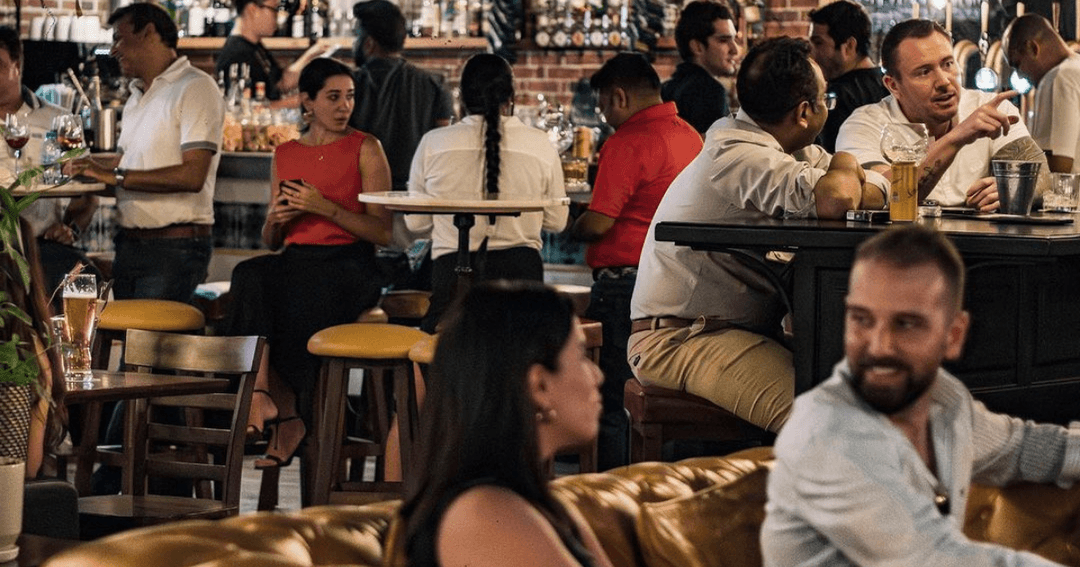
<box><xmin>269</xmin><ymin>178</ymin><xmax>308</xmax><ymax>226</ymax></box>
<box><xmin>278</xmin><ymin>178</ymin><xmax>336</xmax><ymax>218</ymax></box>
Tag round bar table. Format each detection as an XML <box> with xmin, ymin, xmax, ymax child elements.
<box><xmin>358</xmin><ymin>191</ymin><xmax>570</xmax><ymax>294</ymax></box>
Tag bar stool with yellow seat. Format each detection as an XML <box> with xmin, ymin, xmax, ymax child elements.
<box><xmin>68</xmin><ymin>299</ymin><xmax>207</xmax><ymax>496</ymax></box>
<box><xmin>94</xmin><ymin>299</ymin><xmax>207</xmax><ymax>369</ymax></box>
<box><xmin>304</xmin><ymin>323</ymin><xmax>430</xmax><ymax>506</ymax></box>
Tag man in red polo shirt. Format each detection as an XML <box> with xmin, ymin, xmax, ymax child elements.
<box><xmin>571</xmin><ymin>52</ymin><xmax>702</xmax><ymax>470</ymax></box>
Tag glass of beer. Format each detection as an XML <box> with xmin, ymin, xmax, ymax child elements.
<box><xmin>62</xmin><ymin>274</ymin><xmax>99</xmax><ymax>380</ymax></box>
<box><xmin>880</xmin><ymin>123</ymin><xmax>929</xmax><ymax>222</ymax></box>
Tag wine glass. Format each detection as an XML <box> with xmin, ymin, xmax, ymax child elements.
<box><xmin>879</xmin><ymin>123</ymin><xmax>929</xmax><ymax>164</ymax></box>
<box><xmin>4</xmin><ymin>114</ymin><xmax>28</xmax><ymax>178</ymax></box>
<box><xmin>54</xmin><ymin>114</ymin><xmax>85</xmax><ymax>152</ymax></box>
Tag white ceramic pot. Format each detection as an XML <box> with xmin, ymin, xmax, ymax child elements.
<box><xmin>0</xmin><ymin>456</ymin><xmax>23</xmax><ymax>562</ymax></box>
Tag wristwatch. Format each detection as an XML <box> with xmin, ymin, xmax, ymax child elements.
<box><xmin>113</xmin><ymin>167</ymin><xmax>127</xmax><ymax>189</ymax></box>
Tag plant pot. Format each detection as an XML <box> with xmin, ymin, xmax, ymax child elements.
<box><xmin>0</xmin><ymin>383</ymin><xmax>31</xmax><ymax>461</ymax></box>
<box><xmin>0</xmin><ymin>456</ymin><xmax>24</xmax><ymax>562</ymax></box>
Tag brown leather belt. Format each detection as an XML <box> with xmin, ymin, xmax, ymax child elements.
<box><xmin>122</xmin><ymin>223</ymin><xmax>212</xmax><ymax>240</ymax></box>
<box><xmin>630</xmin><ymin>317</ymin><xmax>698</xmax><ymax>334</ymax></box>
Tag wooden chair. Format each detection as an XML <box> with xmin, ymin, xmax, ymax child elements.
<box><xmin>78</xmin><ymin>329</ymin><xmax>265</xmax><ymax>536</ymax></box>
<box><xmin>65</xmin><ymin>300</ymin><xmax>207</xmax><ymax>495</ymax></box>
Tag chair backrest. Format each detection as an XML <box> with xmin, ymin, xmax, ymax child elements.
<box><xmin>121</xmin><ymin>329</ymin><xmax>265</xmax><ymax>509</ymax></box>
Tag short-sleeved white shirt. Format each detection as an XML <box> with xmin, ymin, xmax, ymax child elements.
<box><xmin>630</xmin><ymin>109</ymin><xmax>886</xmax><ymax>332</ymax></box>
<box><xmin>1031</xmin><ymin>53</ymin><xmax>1080</xmax><ymax>173</ymax></box>
<box><xmin>404</xmin><ymin>114</ymin><xmax>568</xmax><ymax>260</ymax></box>
<box><xmin>837</xmin><ymin>89</ymin><xmax>1030</xmax><ymax>206</ymax></box>
<box><xmin>115</xmin><ymin>56</ymin><xmax>224</xmax><ymax>229</ymax></box>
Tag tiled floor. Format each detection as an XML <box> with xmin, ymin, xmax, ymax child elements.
<box><xmin>238</xmin><ymin>455</ymin><xmax>302</xmax><ymax>513</ymax></box>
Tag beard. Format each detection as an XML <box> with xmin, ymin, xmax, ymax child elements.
<box><xmin>847</xmin><ymin>356</ymin><xmax>937</xmax><ymax>415</ymax></box>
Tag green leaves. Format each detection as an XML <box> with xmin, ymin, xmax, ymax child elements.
<box><xmin>0</xmin><ymin>147</ymin><xmax>86</xmax><ymax>384</ymax></box>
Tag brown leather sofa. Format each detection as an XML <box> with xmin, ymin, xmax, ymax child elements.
<box><xmin>43</xmin><ymin>447</ymin><xmax>1080</xmax><ymax>567</ymax></box>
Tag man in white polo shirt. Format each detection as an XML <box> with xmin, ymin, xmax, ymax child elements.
<box><xmin>72</xmin><ymin>3</ymin><xmax>224</xmax><ymax>303</ymax></box>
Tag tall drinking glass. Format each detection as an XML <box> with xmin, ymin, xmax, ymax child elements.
<box><xmin>62</xmin><ymin>274</ymin><xmax>99</xmax><ymax>380</ymax></box>
<box><xmin>880</xmin><ymin>123</ymin><xmax>929</xmax><ymax>222</ymax></box>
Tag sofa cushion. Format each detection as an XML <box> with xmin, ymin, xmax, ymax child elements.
<box><xmin>964</xmin><ymin>481</ymin><xmax>1080</xmax><ymax>566</ymax></box>
<box><xmin>636</xmin><ymin>463</ymin><xmax>771</xmax><ymax>567</ymax></box>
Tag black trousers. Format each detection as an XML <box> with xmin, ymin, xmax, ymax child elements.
<box><xmin>423</xmin><ymin>246</ymin><xmax>543</xmax><ymax>333</ymax></box>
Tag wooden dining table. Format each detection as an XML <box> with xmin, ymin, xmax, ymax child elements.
<box><xmin>655</xmin><ymin>213</ymin><xmax>1080</xmax><ymax>425</ymax></box>
<box><xmin>64</xmin><ymin>370</ymin><xmax>229</xmax><ymax>495</ymax></box>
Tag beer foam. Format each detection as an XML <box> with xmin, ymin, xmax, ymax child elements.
<box><xmin>63</xmin><ymin>291</ymin><xmax>97</xmax><ymax>299</ymax></box>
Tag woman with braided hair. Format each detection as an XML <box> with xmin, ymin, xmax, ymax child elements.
<box><xmin>406</xmin><ymin>53</ymin><xmax>568</xmax><ymax>332</ymax></box>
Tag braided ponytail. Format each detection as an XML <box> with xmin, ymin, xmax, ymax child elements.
<box><xmin>461</xmin><ymin>54</ymin><xmax>515</xmax><ymax>196</ymax></box>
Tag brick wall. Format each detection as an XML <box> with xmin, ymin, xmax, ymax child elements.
<box><xmin>411</xmin><ymin>48</ymin><xmax>681</xmax><ymax>108</ymax></box>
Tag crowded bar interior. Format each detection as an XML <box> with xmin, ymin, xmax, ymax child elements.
<box><xmin>2</xmin><ymin>0</ymin><xmax>1080</xmax><ymax>563</ymax></box>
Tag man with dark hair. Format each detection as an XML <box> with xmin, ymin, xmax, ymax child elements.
<box><xmin>349</xmin><ymin>0</ymin><xmax>453</xmax><ymax>281</ymax></box>
<box><xmin>762</xmin><ymin>224</ymin><xmax>1080</xmax><ymax>566</ymax></box>
<box><xmin>808</xmin><ymin>0</ymin><xmax>888</xmax><ymax>152</ymax></box>
<box><xmin>350</xmin><ymin>0</ymin><xmax>452</xmax><ymax>195</ymax></box>
<box><xmin>571</xmin><ymin>52</ymin><xmax>701</xmax><ymax>470</ymax></box>
<box><xmin>661</xmin><ymin>0</ymin><xmax>739</xmax><ymax>135</ymax></box>
<box><xmin>628</xmin><ymin>38</ymin><xmax>887</xmax><ymax>435</ymax></box>
<box><xmin>1004</xmin><ymin>14</ymin><xmax>1080</xmax><ymax>173</ymax></box>
<box><xmin>215</xmin><ymin>0</ymin><xmax>329</xmax><ymax>105</ymax></box>
<box><xmin>836</xmin><ymin>19</ymin><xmax>1049</xmax><ymax>210</ymax></box>
<box><xmin>72</xmin><ymin>2</ymin><xmax>224</xmax><ymax>303</ymax></box>
<box><xmin>3</xmin><ymin>25</ymin><xmax>100</xmax><ymax>296</ymax></box>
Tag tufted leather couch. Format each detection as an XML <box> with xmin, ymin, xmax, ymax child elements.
<box><xmin>43</xmin><ymin>447</ymin><xmax>1080</xmax><ymax>567</ymax></box>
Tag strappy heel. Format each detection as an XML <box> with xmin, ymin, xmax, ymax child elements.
<box><xmin>246</xmin><ymin>389</ymin><xmax>276</xmax><ymax>442</ymax></box>
<box><xmin>254</xmin><ymin>415</ymin><xmax>306</xmax><ymax>469</ymax></box>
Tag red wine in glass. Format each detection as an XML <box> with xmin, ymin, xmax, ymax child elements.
<box><xmin>4</xmin><ymin>135</ymin><xmax>28</xmax><ymax>150</ymax></box>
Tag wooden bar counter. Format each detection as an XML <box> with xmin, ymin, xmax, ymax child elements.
<box><xmin>656</xmin><ymin>214</ymin><xmax>1080</xmax><ymax>425</ymax></box>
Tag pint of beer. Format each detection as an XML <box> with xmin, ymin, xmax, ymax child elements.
<box><xmin>62</xmin><ymin>274</ymin><xmax>98</xmax><ymax>380</ymax></box>
<box><xmin>890</xmin><ymin>161</ymin><xmax>918</xmax><ymax>222</ymax></box>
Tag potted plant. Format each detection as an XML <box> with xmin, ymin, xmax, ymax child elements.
<box><xmin>0</xmin><ymin>158</ymin><xmax>81</xmax><ymax>461</ymax></box>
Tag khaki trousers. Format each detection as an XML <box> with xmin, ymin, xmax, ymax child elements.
<box><xmin>627</xmin><ymin>322</ymin><xmax>793</xmax><ymax>433</ymax></box>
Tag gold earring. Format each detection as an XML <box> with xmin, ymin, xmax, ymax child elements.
<box><xmin>535</xmin><ymin>407</ymin><xmax>557</xmax><ymax>423</ymax></box>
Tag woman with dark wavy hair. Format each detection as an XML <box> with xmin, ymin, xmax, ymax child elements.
<box><xmin>400</xmin><ymin>281</ymin><xmax>612</xmax><ymax>567</ymax></box>
<box><xmin>405</xmin><ymin>53</ymin><xmax>567</xmax><ymax>332</ymax></box>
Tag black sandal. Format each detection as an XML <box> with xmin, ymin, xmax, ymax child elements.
<box><xmin>245</xmin><ymin>389</ymin><xmax>275</xmax><ymax>443</ymax></box>
<box><xmin>254</xmin><ymin>415</ymin><xmax>306</xmax><ymax>469</ymax></box>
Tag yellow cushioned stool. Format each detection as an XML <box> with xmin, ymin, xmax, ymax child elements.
<box><xmin>97</xmin><ymin>299</ymin><xmax>206</xmax><ymax>332</ymax></box>
<box><xmin>305</xmin><ymin>323</ymin><xmax>430</xmax><ymax>506</ymax></box>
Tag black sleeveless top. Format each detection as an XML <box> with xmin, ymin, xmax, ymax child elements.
<box><xmin>408</xmin><ymin>478</ymin><xmax>597</xmax><ymax>567</ymax></box>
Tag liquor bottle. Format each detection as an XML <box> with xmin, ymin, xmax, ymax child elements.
<box><xmin>252</xmin><ymin>82</ymin><xmax>273</xmax><ymax>151</ymax></box>
<box><xmin>468</xmin><ymin>0</ymin><xmax>483</xmax><ymax>37</ymax></box>
<box><xmin>188</xmin><ymin>0</ymin><xmax>206</xmax><ymax>37</ymax></box>
<box><xmin>175</xmin><ymin>0</ymin><xmax>190</xmax><ymax>37</ymax></box>
<box><xmin>212</xmin><ymin>0</ymin><xmax>232</xmax><ymax>36</ymax></box>
<box><xmin>203</xmin><ymin>0</ymin><xmax>215</xmax><ymax>36</ymax></box>
<box><xmin>419</xmin><ymin>0</ymin><xmax>437</xmax><ymax>37</ymax></box>
<box><xmin>309</xmin><ymin>0</ymin><xmax>326</xmax><ymax>39</ymax></box>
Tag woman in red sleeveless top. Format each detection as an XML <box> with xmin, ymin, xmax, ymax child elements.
<box><xmin>221</xmin><ymin>58</ymin><xmax>392</xmax><ymax>468</ymax></box>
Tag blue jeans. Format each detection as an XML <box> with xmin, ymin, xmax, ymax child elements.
<box><xmin>584</xmin><ymin>271</ymin><xmax>636</xmax><ymax>471</ymax></box>
<box><xmin>111</xmin><ymin>233</ymin><xmax>212</xmax><ymax>302</ymax></box>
